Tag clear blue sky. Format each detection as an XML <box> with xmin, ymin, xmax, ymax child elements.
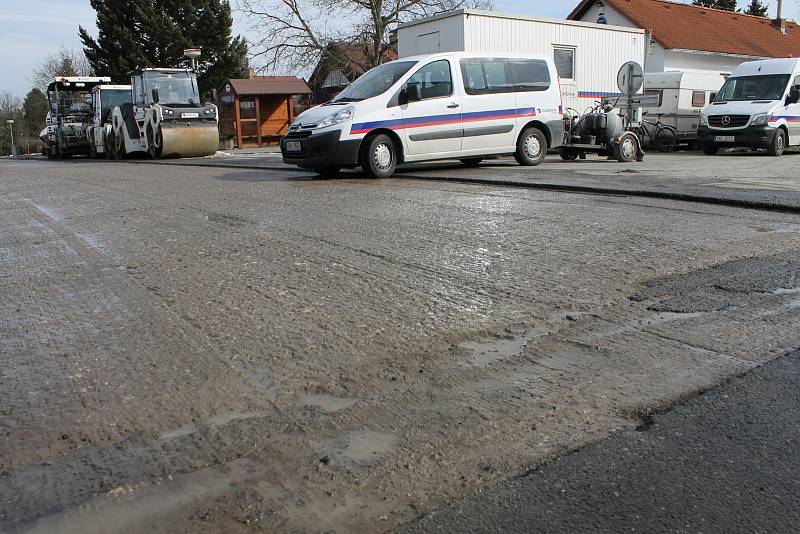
<box><xmin>1</xmin><ymin>0</ymin><xmax>794</xmax><ymax>98</ymax></box>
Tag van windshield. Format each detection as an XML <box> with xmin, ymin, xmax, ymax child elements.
<box><xmin>331</xmin><ymin>61</ymin><xmax>417</xmax><ymax>103</ymax></box>
<box><xmin>714</xmin><ymin>74</ymin><xmax>790</xmax><ymax>102</ymax></box>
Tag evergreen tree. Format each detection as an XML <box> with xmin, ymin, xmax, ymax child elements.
<box><xmin>79</xmin><ymin>0</ymin><xmax>249</xmax><ymax>98</ymax></box>
<box><xmin>23</xmin><ymin>88</ymin><xmax>49</xmax><ymax>138</ymax></box>
<box><xmin>692</xmin><ymin>0</ymin><xmax>738</xmax><ymax>10</ymax></box>
<box><xmin>744</xmin><ymin>0</ymin><xmax>769</xmax><ymax>16</ymax></box>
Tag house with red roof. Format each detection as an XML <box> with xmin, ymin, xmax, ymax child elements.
<box><xmin>568</xmin><ymin>0</ymin><xmax>800</xmax><ymax>75</ymax></box>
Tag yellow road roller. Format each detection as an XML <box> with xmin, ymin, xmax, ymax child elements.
<box><xmin>108</xmin><ymin>68</ymin><xmax>218</xmax><ymax>159</ymax></box>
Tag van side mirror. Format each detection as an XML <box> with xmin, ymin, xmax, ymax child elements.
<box><xmin>405</xmin><ymin>83</ymin><xmax>422</xmax><ymax>102</ymax></box>
<box><xmin>151</xmin><ymin>88</ymin><xmax>160</xmax><ymax>103</ymax></box>
<box><xmin>786</xmin><ymin>87</ymin><xmax>800</xmax><ymax>106</ymax></box>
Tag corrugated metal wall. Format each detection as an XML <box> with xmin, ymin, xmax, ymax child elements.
<box><xmin>399</xmin><ymin>12</ymin><xmax>646</xmax><ymax>113</ymax></box>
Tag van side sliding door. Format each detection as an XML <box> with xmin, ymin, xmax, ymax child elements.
<box><xmin>459</xmin><ymin>58</ymin><xmax>517</xmax><ymax>152</ymax></box>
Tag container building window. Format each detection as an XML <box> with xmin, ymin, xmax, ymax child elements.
<box><xmin>554</xmin><ymin>47</ymin><xmax>575</xmax><ymax>80</ymax></box>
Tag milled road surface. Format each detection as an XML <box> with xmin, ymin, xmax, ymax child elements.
<box><xmin>1</xmin><ymin>156</ymin><xmax>800</xmax><ymax>532</ymax></box>
<box><xmin>402</xmin><ymin>350</ymin><xmax>800</xmax><ymax>534</ymax></box>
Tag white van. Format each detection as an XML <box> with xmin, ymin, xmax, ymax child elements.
<box><xmin>698</xmin><ymin>58</ymin><xmax>800</xmax><ymax>156</ymax></box>
<box><xmin>643</xmin><ymin>72</ymin><xmax>726</xmax><ymax>144</ymax></box>
<box><xmin>280</xmin><ymin>52</ymin><xmax>565</xmax><ymax>177</ymax></box>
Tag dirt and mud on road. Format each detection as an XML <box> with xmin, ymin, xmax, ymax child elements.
<box><xmin>2</xmin><ymin>158</ymin><xmax>800</xmax><ymax>533</ymax></box>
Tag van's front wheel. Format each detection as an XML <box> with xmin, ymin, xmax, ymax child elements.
<box><xmin>361</xmin><ymin>134</ymin><xmax>397</xmax><ymax>178</ymax></box>
<box><xmin>767</xmin><ymin>128</ymin><xmax>786</xmax><ymax>156</ymax></box>
<box><xmin>515</xmin><ymin>127</ymin><xmax>547</xmax><ymax>166</ymax></box>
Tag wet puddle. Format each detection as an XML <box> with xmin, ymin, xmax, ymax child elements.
<box><xmin>159</xmin><ymin>410</ymin><xmax>272</xmax><ymax>441</ymax></box>
<box><xmin>321</xmin><ymin>430</ymin><xmax>397</xmax><ymax>464</ymax></box>
<box><xmin>297</xmin><ymin>394</ymin><xmax>358</xmax><ymax>413</ymax></box>
<box><xmin>459</xmin><ymin>325</ymin><xmax>550</xmax><ymax>366</ymax></box>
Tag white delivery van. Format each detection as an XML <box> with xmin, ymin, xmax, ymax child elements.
<box><xmin>280</xmin><ymin>52</ymin><xmax>565</xmax><ymax>177</ymax></box>
<box><xmin>698</xmin><ymin>58</ymin><xmax>800</xmax><ymax>156</ymax></box>
<box><xmin>643</xmin><ymin>72</ymin><xmax>726</xmax><ymax>144</ymax></box>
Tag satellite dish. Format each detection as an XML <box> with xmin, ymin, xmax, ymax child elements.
<box><xmin>617</xmin><ymin>61</ymin><xmax>644</xmax><ymax>97</ymax></box>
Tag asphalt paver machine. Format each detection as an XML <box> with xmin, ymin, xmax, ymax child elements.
<box><xmin>108</xmin><ymin>68</ymin><xmax>218</xmax><ymax>159</ymax></box>
<box><xmin>44</xmin><ymin>76</ymin><xmax>111</xmax><ymax>159</ymax></box>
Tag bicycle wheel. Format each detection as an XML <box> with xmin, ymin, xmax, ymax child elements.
<box><xmin>654</xmin><ymin>125</ymin><xmax>678</xmax><ymax>152</ymax></box>
<box><xmin>636</xmin><ymin>123</ymin><xmax>653</xmax><ymax>150</ymax></box>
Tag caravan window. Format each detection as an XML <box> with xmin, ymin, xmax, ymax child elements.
<box><xmin>553</xmin><ymin>47</ymin><xmax>575</xmax><ymax>80</ymax></box>
<box><xmin>644</xmin><ymin>90</ymin><xmax>663</xmax><ymax>107</ymax></box>
<box><xmin>691</xmin><ymin>91</ymin><xmax>706</xmax><ymax>107</ymax></box>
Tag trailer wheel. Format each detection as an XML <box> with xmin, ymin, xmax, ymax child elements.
<box><xmin>361</xmin><ymin>134</ymin><xmax>397</xmax><ymax>178</ymax></box>
<box><xmin>147</xmin><ymin>125</ymin><xmax>163</xmax><ymax>159</ymax></box>
<box><xmin>515</xmin><ymin>127</ymin><xmax>547</xmax><ymax>166</ymax></box>
<box><xmin>614</xmin><ymin>133</ymin><xmax>638</xmax><ymax>163</ymax></box>
<box><xmin>559</xmin><ymin>147</ymin><xmax>580</xmax><ymax>161</ymax></box>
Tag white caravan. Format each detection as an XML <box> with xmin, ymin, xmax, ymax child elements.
<box><xmin>642</xmin><ymin>72</ymin><xmax>726</xmax><ymax>144</ymax></box>
<box><xmin>698</xmin><ymin>58</ymin><xmax>800</xmax><ymax>156</ymax></box>
<box><xmin>280</xmin><ymin>52</ymin><xmax>565</xmax><ymax>177</ymax></box>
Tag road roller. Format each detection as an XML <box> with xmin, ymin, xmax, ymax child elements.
<box><xmin>108</xmin><ymin>68</ymin><xmax>218</xmax><ymax>159</ymax></box>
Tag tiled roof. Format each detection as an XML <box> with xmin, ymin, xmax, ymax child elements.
<box><xmin>225</xmin><ymin>77</ymin><xmax>311</xmax><ymax>95</ymax></box>
<box><xmin>568</xmin><ymin>0</ymin><xmax>800</xmax><ymax>58</ymax></box>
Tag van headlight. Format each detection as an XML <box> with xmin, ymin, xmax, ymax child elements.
<box><xmin>699</xmin><ymin>113</ymin><xmax>708</xmax><ymax>126</ymax></box>
<box><xmin>751</xmin><ymin>112</ymin><xmax>771</xmax><ymax>126</ymax></box>
<box><xmin>316</xmin><ymin>106</ymin><xmax>354</xmax><ymax>129</ymax></box>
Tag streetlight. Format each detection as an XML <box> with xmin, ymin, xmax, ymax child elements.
<box><xmin>183</xmin><ymin>48</ymin><xmax>202</xmax><ymax>71</ymax></box>
<box><xmin>6</xmin><ymin>119</ymin><xmax>15</xmax><ymax>157</ymax></box>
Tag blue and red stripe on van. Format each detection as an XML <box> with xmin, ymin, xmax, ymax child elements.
<box><xmin>350</xmin><ymin>107</ymin><xmax>537</xmax><ymax>135</ymax></box>
<box><xmin>769</xmin><ymin>115</ymin><xmax>800</xmax><ymax>123</ymax></box>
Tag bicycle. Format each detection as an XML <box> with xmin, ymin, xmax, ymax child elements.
<box><xmin>634</xmin><ymin>113</ymin><xmax>678</xmax><ymax>152</ymax></box>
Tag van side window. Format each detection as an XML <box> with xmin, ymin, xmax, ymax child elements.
<box><xmin>460</xmin><ymin>59</ymin><xmax>512</xmax><ymax>95</ymax></box>
<box><xmin>691</xmin><ymin>90</ymin><xmax>706</xmax><ymax>107</ymax></box>
<box><xmin>794</xmin><ymin>76</ymin><xmax>800</xmax><ymax>88</ymax></box>
<box><xmin>510</xmin><ymin>60</ymin><xmax>551</xmax><ymax>92</ymax></box>
<box><xmin>406</xmin><ymin>60</ymin><xmax>452</xmax><ymax>100</ymax></box>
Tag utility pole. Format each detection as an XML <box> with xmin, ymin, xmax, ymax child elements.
<box><xmin>6</xmin><ymin>119</ymin><xmax>15</xmax><ymax>157</ymax></box>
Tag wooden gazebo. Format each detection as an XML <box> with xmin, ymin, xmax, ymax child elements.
<box><xmin>217</xmin><ymin>77</ymin><xmax>312</xmax><ymax>148</ymax></box>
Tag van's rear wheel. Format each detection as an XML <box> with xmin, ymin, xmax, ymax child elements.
<box><xmin>702</xmin><ymin>143</ymin><xmax>719</xmax><ymax>155</ymax></box>
<box><xmin>767</xmin><ymin>128</ymin><xmax>786</xmax><ymax>156</ymax></box>
<box><xmin>361</xmin><ymin>134</ymin><xmax>397</xmax><ymax>178</ymax></box>
<box><xmin>515</xmin><ymin>127</ymin><xmax>547</xmax><ymax>166</ymax></box>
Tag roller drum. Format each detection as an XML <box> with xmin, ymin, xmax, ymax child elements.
<box><xmin>158</xmin><ymin>122</ymin><xmax>219</xmax><ymax>158</ymax></box>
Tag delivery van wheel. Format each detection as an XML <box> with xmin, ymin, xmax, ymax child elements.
<box><xmin>767</xmin><ymin>128</ymin><xmax>786</xmax><ymax>156</ymax></box>
<box><xmin>515</xmin><ymin>127</ymin><xmax>547</xmax><ymax>166</ymax></box>
<box><xmin>361</xmin><ymin>134</ymin><xmax>397</xmax><ymax>178</ymax></box>
<box><xmin>459</xmin><ymin>158</ymin><xmax>482</xmax><ymax>167</ymax></box>
<box><xmin>702</xmin><ymin>143</ymin><xmax>719</xmax><ymax>155</ymax></box>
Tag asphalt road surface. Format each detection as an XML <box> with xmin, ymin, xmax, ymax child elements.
<box><xmin>1</xmin><ymin>155</ymin><xmax>799</xmax><ymax>532</ymax></box>
<box><xmin>401</xmin><ymin>350</ymin><xmax>800</xmax><ymax>534</ymax></box>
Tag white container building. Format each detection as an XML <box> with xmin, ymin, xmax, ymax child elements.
<box><xmin>397</xmin><ymin>9</ymin><xmax>647</xmax><ymax>112</ymax></box>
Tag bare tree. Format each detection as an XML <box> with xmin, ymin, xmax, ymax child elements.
<box><xmin>32</xmin><ymin>47</ymin><xmax>94</xmax><ymax>91</ymax></box>
<box><xmin>0</xmin><ymin>92</ymin><xmax>24</xmax><ymax>155</ymax></box>
<box><xmin>237</xmin><ymin>0</ymin><xmax>491</xmax><ymax>77</ymax></box>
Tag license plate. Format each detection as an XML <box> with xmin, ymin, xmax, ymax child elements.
<box><xmin>285</xmin><ymin>140</ymin><xmax>301</xmax><ymax>152</ymax></box>
<box><xmin>181</xmin><ymin>112</ymin><xmax>199</xmax><ymax>119</ymax></box>
<box><xmin>714</xmin><ymin>136</ymin><xmax>735</xmax><ymax>143</ymax></box>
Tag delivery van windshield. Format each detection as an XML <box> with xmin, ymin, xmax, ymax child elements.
<box><xmin>331</xmin><ymin>61</ymin><xmax>417</xmax><ymax>103</ymax></box>
<box><xmin>714</xmin><ymin>74</ymin><xmax>790</xmax><ymax>102</ymax></box>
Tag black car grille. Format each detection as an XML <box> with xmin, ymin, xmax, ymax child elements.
<box><xmin>708</xmin><ymin>115</ymin><xmax>749</xmax><ymax>128</ymax></box>
<box><xmin>285</xmin><ymin>129</ymin><xmax>313</xmax><ymax>139</ymax></box>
